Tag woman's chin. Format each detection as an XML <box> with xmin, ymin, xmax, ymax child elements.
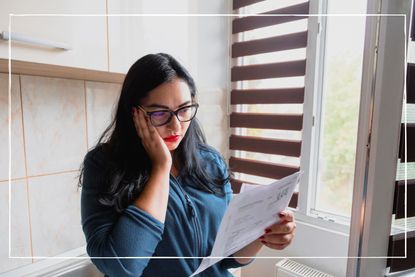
<box><xmin>164</xmin><ymin>140</ymin><xmax>180</xmax><ymax>151</ymax></box>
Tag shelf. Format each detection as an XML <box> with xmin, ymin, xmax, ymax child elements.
<box><xmin>0</xmin><ymin>59</ymin><xmax>124</xmax><ymax>83</ymax></box>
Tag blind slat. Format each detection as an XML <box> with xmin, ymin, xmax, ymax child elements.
<box><xmin>231</xmin><ymin>59</ymin><xmax>306</xmax><ymax>81</ymax></box>
<box><xmin>399</xmin><ymin>123</ymin><xmax>415</xmax><ymax>162</ymax></box>
<box><xmin>230</xmin><ymin>113</ymin><xmax>303</xmax><ymax>130</ymax></box>
<box><xmin>232</xmin><ymin>31</ymin><xmax>308</xmax><ymax>58</ymax></box>
<box><xmin>230</xmin><ymin>178</ymin><xmax>257</xmax><ymax>193</ymax></box>
<box><xmin>229</xmin><ymin>157</ymin><xmax>299</xmax><ymax>180</ymax></box>
<box><xmin>230</xmin><ymin>1</ymin><xmax>306</xmax><ymax>202</ymax></box>
<box><xmin>387</xmin><ymin>230</ymin><xmax>415</xmax><ymax>272</ymax></box>
<box><xmin>231</xmin><ymin>88</ymin><xmax>304</xmax><ymax>104</ymax></box>
<box><xmin>407</xmin><ymin>63</ymin><xmax>415</xmax><ymax>104</ymax></box>
<box><xmin>232</xmin><ymin>2</ymin><xmax>309</xmax><ymax>34</ymax></box>
<box><xmin>233</xmin><ymin>0</ymin><xmax>265</xmax><ymax>10</ymax></box>
<box><xmin>393</xmin><ymin>179</ymin><xmax>415</xmax><ymax>219</ymax></box>
<box><xmin>230</xmin><ymin>135</ymin><xmax>301</xmax><ymax>157</ymax></box>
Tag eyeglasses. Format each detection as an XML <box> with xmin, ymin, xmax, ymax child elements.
<box><xmin>137</xmin><ymin>103</ymin><xmax>199</xmax><ymax>127</ymax></box>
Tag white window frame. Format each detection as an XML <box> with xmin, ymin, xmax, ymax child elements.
<box><xmin>296</xmin><ymin>0</ymin><xmax>352</xmax><ymax>234</ymax></box>
<box><xmin>347</xmin><ymin>0</ymin><xmax>408</xmax><ymax>275</ymax></box>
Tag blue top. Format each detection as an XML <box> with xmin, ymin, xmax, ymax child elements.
<box><xmin>81</xmin><ymin>146</ymin><xmax>250</xmax><ymax>277</ymax></box>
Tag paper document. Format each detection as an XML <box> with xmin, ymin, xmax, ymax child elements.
<box><xmin>189</xmin><ymin>171</ymin><xmax>302</xmax><ymax>277</ymax></box>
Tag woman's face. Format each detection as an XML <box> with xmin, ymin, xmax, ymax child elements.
<box><xmin>139</xmin><ymin>78</ymin><xmax>193</xmax><ymax>152</ymax></box>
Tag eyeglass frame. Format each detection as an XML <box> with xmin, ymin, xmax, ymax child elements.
<box><xmin>136</xmin><ymin>103</ymin><xmax>199</xmax><ymax>127</ymax></box>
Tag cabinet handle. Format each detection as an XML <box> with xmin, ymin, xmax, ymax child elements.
<box><xmin>0</xmin><ymin>31</ymin><xmax>71</xmax><ymax>50</ymax></box>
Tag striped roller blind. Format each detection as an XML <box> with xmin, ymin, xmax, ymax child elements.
<box><xmin>411</xmin><ymin>0</ymin><xmax>415</xmax><ymax>41</ymax></box>
<box><xmin>229</xmin><ymin>0</ymin><xmax>309</xmax><ymax>208</ymax></box>
<box><xmin>386</xmin><ymin>63</ymin><xmax>415</xmax><ymax>273</ymax></box>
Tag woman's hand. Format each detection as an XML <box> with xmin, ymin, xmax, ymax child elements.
<box><xmin>259</xmin><ymin>210</ymin><xmax>296</xmax><ymax>250</ymax></box>
<box><xmin>232</xmin><ymin>210</ymin><xmax>296</xmax><ymax>263</ymax></box>
<box><xmin>132</xmin><ymin>107</ymin><xmax>172</xmax><ymax>170</ymax></box>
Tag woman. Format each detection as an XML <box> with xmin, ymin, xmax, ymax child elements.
<box><xmin>79</xmin><ymin>53</ymin><xmax>296</xmax><ymax>277</ymax></box>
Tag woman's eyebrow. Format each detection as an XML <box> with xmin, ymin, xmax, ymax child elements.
<box><xmin>145</xmin><ymin>101</ymin><xmax>192</xmax><ymax>109</ymax></box>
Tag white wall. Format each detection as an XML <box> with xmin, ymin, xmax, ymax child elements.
<box><xmin>188</xmin><ymin>0</ymin><xmax>230</xmax><ymax>156</ymax></box>
<box><xmin>0</xmin><ymin>73</ymin><xmax>121</xmax><ymax>274</ymax></box>
<box><xmin>241</xmin><ymin>220</ymin><xmax>349</xmax><ymax>277</ymax></box>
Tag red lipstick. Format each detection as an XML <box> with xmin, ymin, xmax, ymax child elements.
<box><xmin>163</xmin><ymin>135</ymin><xmax>180</xmax><ymax>142</ymax></box>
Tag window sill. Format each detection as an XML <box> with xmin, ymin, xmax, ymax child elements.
<box><xmin>4</xmin><ymin>247</ymin><xmax>90</xmax><ymax>277</ymax></box>
<box><xmin>292</xmin><ymin>208</ymin><xmax>350</xmax><ymax>236</ymax></box>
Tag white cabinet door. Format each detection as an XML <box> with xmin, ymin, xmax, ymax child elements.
<box><xmin>107</xmin><ymin>0</ymin><xmax>193</xmax><ymax>74</ymax></box>
<box><xmin>107</xmin><ymin>0</ymin><xmax>229</xmax><ymax>88</ymax></box>
<box><xmin>0</xmin><ymin>0</ymin><xmax>108</xmax><ymax>71</ymax></box>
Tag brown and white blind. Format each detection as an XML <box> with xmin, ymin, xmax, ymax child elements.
<box><xmin>386</xmin><ymin>61</ymin><xmax>415</xmax><ymax>272</ymax></box>
<box><xmin>229</xmin><ymin>0</ymin><xmax>309</xmax><ymax>208</ymax></box>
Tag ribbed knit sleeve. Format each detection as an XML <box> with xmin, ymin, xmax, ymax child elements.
<box><xmin>80</xmin><ymin>149</ymin><xmax>164</xmax><ymax>277</ymax></box>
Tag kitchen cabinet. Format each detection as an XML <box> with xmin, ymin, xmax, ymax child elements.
<box><xmin>0</xmin><ymin>0</ymin><xmax>108</xmax><ymax>71</ymax></box>
<box><xmin>107</xmin><ymin>0</ymin><xmax>194</xmax><ymax>73</ymax></box>
<box><xmin>107</xmin><ymin>0</ymin><xmax>229</xmax><ymax>89</ymax></box>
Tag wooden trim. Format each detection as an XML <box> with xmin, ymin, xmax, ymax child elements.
<box><xmin>0</xmin><ymin>59</ymin><xmax>125</xmax><ymax>84</ymax></box>
<box><xmin>387</xmin><ymin>230</ymin><xmax>415</xmax><ymax>272</ymax></box>
<box><xmin>393</xmin><ymin>179</ymin><xmax>415</xmax><ymax>219</ymax></box>
<box><xmin>232</xmin><ymin>2</ymin><xmax>309</xmax><ymax>34</ymax></box>
<box><xmin>229</xmin><ymin>135</ymin><xmax>301</xmax><ymax>157</ymax></box>
<box><xmin>233</xmin><ymin>0</ymin><xmax>265</xmax><ymax>10</ymax></box>
<box><xmin>231</xmin><ymin>59</ymin><xmax>306</xmax><ymax>81</ymax></box>
<box><xmin>231</xmin><ymin>87</ymin><xmax>304</xmax><ymax>104</ymax></box>
<box><xmin>399</xmin><ymin>123</ymin><xmax>415</xmax><ymax>162</ymax></box>
<box><xmin>407</xmin><ymin>63</ymin><xmax>415</xmax><ymax>104</ymax></box>
<box><xmin>232</xmin><ymin>31</ymin><xmax>308</xmax><ymax>58</ymax></box>
<box><xmin>229</xmin><ymin>156</ymin><xmax>299</xmax><ymax>180</ymax></box>
<box><xmin>230</xmin><ymin>112</ymin><xmax>303</xmax><ymax>130</ymax></box>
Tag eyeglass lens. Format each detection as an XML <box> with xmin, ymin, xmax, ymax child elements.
<box><xmin>150</xmin><ymin>105</ymin><xmax>197</xmax><ymax>126</ymax></box>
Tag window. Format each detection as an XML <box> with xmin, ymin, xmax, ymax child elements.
<box><xmin>230</xmin><ymin>0</ymin><xmax>308</xmax><ymax>206</ymax></box>
<box><xmin>230</xmin><ymin>0</ymin><xmax>368</xmax><ymax>225</ymax></box>
<box><xmin>308</xmin><ymin>0</ymin><xmax>367</xmax><ymax>220</ymax></box>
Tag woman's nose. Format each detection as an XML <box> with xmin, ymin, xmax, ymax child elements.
<box><xmin>167</xmin><ymin>114</ymin><xmax>181</xmax><ymax>131</ymax></box>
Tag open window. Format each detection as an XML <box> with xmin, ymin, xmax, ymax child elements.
<box><xmin>230</xmin><ymin>0</ymin><xmax>367</xmax><ymax>228</ymax></box>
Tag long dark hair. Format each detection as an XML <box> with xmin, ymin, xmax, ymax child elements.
<box><xmin>79</xmin><ymin>53</ymin><xmax>229</xmax><ymax>212</ymax></box>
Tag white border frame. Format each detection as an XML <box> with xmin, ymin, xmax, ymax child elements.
<box><xmin>5</xmin><ymin>10</ymin><xmax>408</xmax><ymax>269</ymax></box>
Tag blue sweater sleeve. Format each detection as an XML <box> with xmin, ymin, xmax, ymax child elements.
<box><xmin>80</xmin><ymin>150</ymin><xmax>164</xmax><ymax>277</ymax></box>
<box><xmin>213</xmin><ymin>153</ymin><xmax>255</xmax><ymax>270</ymax></box>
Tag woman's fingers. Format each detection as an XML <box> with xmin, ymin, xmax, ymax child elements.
<box><xmin>260</xmin><ymin>225</ymin><xmax>295</xmax><ymax>249</ymax></box>
<box><xmin>132</xmin><ymin>107</ymin><xmax>171</xmax><ymax>161</ymax></box>
<box><xmin>135</xmin><ymin>107</ymin><xmax>159</xmax><ymax>140</ymax></box>
<box><xmin>132</xmin><ymin>108</ymin><xmax>142</xmax><ymax>138</ymax></box>
<box><xmin>259</xmin><ymin>210</ymin><xmax>296</xmax><ymax>250</ymax></box>
<box><xmin>279</xmin><ymin>210</ymin><xmax>294</xmax><ymax>222</ymax></box>
<box><xmin>136</xmin><ymin>108</ymin><xmax>150</xmax><ymax>139</ymax></box>
<box><xmin>261</xmin><ymin>233</ymin><xmax>294</xmax><ymax>245</ymax></box>
<box><xmin>265</xmin><ymin>221</ymin><xmax>296</xmax><ymax>235</ymax></box>
<box><xmin>145</xmin><ymin>113</ymin><xmax>158</xmax><ymax>136</ymax></box>
<box><xmin>261</xmin><ymin>240</ymin><xmax>289</xmax><ymax>250</ymax></box>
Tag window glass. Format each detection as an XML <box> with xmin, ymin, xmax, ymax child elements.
<box><xmin>314</xmin><ymin>1</ymin><xmax>367</xmax><ymax>217</ymax></box>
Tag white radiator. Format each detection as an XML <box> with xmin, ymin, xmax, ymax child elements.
<box><xmin>275</xmin><ymin>259</ymin><xmax>334</xmax><ymax>277</ymax></box>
